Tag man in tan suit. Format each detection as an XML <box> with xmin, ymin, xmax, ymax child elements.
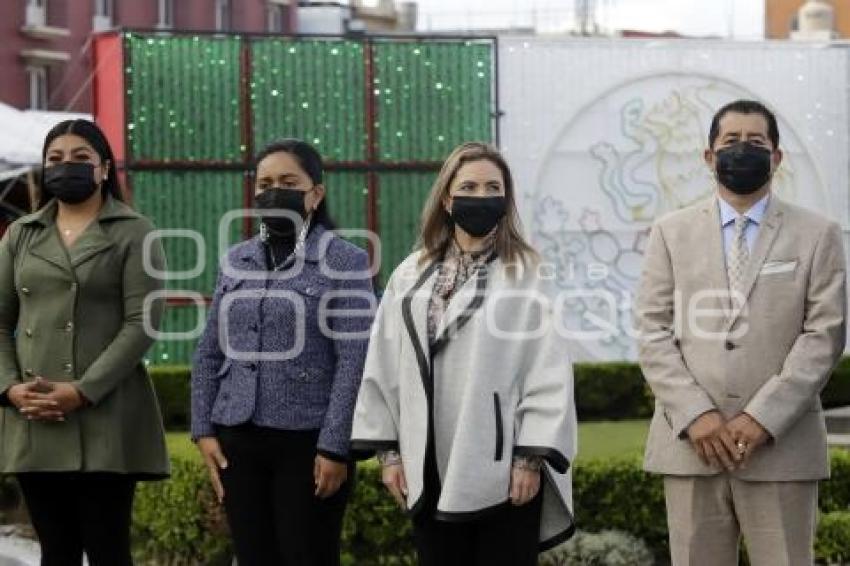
<box><xmin>637</xmin><ymin>99</ymin><xmax>847</xmax><ymax>565</ymax></box>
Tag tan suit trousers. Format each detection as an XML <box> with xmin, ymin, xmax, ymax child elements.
<box><xmin>664</xmin><ymin>474</ymin><xmax>817</xmax><ymax>566</ymax></box>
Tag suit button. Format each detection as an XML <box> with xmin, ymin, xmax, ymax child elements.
<box><xmin>63</xmin><ymin>363</ymin><xmax>73</xmax><ymax>373</ymax></box>
<box><xmin>24</xmin><ymin>368</ymin><xmax>34</xmax><ymax>377</ymax></box>
<box><xmin>24</xmin><ymin>329</ymin><xmax>33</xmax><ymax>338</ymax></box>
<box><xmin>21</xmin><ymin>287</ymin><xmax>30</xmax><ymax>295</ymax></box>
<box><xmin>65</xmin><ymin>321</ymin><xmax>74</xmax><ymax>332</ymax></box>
<box><xmin>300</xmin><ymin>370</ymin><xmax>309</xmax><ymax>379</ymax></box>
<box><xmin>725</xmin><ymin>341</ymin><xmax>737</xmax><ymax>351</ymax></box>
<box><xmin>249</xmin><ymin>363</ymin><xmax>257</xmax><ymax>371</ymax></box>
<box><xmin>251</xmin><ymin>323</ymin><xmax>258</xmax><ymax>332</ymax></box>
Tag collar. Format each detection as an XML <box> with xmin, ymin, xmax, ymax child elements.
<box><xmin>19</xmin><ymin>195</ymin><xmax>140</xmax><ymax>227</ymax></box>
<box><xmin>718</xmin><ymin>192</ymin><xmax>770</xmax><ymax>227</ymax></box>
<box><xmin>240</xmin><ymin>222</ymin><xmax>328</xmax><ymax>266</ymax></box>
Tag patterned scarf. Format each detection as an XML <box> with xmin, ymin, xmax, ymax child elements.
<box><xmin>427</xmin><ymin>230</ymin><xmax>497</xmax><ymax>344</ymax></box>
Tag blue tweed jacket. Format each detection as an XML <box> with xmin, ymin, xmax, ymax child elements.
<box><xmin>190</xmin><ymin>224</ymin><xmax>374</xmax><ymax>459</ymax></box>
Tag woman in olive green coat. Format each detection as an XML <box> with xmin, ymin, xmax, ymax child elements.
<box><xmin>0</xmin><ymin>120</ymin><xmax>169</xmax><ymax>566</ymax></box>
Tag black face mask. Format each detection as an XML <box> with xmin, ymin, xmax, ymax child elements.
<box><xmin>450</xmin><ymin>196</ymin><xmax>507</xmax><ymax>237</ymax></box>
<box><xmin>255</xmin><ymin>188</ymin><xmax>308</xmax><ymax>238</ymax></box>
<box><xmin>714</xmin><ymin>142</ymin><xmax>773</xmax><ymax>195</ymax></box>
<box><xmin>43</xmin><ymin>162</ymin><xmax>100</xmax><ymax>204</ymax></box>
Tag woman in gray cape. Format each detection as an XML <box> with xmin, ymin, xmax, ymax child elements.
<box><xmin>351</xmin><ymin>142</ymin><xmax>576</xmax><ymax>566</ymax></box>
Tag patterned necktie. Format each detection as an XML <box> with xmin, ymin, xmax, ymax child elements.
<box><xmin>727</xmin><ymin>215</ymin><xmax>750</xmax><ymax>295</ymax></box>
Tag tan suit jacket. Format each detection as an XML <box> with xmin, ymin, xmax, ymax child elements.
<box><xmin>637</xmin><ymin>195</ymin><xmax>846</xmax><ymax>480</ymax></box>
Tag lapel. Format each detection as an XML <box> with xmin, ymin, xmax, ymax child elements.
<box><xmin>68</xmin><ymin>220</ymin><xmax>114</xmax><ymax>268</ymax></box>
<box><xmin>24</xmin><ymin>196</ymin><xmax>137</xmax><ymax>273</ymax></box>
<box><xmin>699</xmin><ymin>198</ymin><xmax>732</xmax><ymax>316</ymax></box>
<box><xmin>432</xmin><ymin>255</ymin><xmax>496</xmax><ymax>355</ymax></box>
<box><xmin>27</xmin><ymin>223</ymin><xmax>70</xmax><ymax>273</ymax></box>
<box><xmin>725</xmin><ymin>195</ymin><xmax>784</xmax><ymax>329</ymax></box>
<box><xmin>401</xmin><ymin>259</ymin><xmax>440</xmax><ymax>398</ymax></box>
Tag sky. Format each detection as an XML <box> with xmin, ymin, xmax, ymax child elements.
<box><xmin>363</xmin><ymin>0</ymin><xmax>765</xmax><ymax>38</ymax></box>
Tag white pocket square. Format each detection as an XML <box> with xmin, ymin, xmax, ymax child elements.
<box><xmin>760</xmin><ymin>260</ymin><xmax>797</xmax><ymax>275</ymax></box>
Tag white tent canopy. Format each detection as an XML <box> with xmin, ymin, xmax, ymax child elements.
<box><xmin>0</xmin><ymin>102</ymin><xmax>92</xmax><ymax>179</ymax></box>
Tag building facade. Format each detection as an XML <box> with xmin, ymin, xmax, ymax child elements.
<box><xmin>766</xmin><ymin>0</ymin><xmax>849</xmax><ymax>39</ymax></box>
<box><xmin>0</xmin><ymin>0</ymin><xmax>296</xmax><ymax>113</ymax></box>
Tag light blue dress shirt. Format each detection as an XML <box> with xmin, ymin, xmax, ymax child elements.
<box><xmin>718</xmin><ymin>194</ymin><xmax>770</xmax><ymax>259</ymax></box>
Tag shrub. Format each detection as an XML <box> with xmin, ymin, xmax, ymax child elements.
<box><xmin>132</xmin><ymin>457</ymin><xmax>231</xmax><ymax>565</ymax></box>
<box><xmin>540</xmin><ymin>530</ymin><xmax>655</xmax><ymax>566</ymax></box>
<box><xmin>819</xmin><ymin>449</ymin><xmax>850</xmax><ymax>514</ymax></box>
<box><xmin>815</xmin><ymin>511</ymin><xmax>850</xmax><ymax>565</ymax></box>
<box><xmin>823</xmin><ymin>357</ymin><xmax>850</xmax><ymax>409</ymax></box>
<box><xmin>572</xmin><ymin>456</ymin><xmax>668</xmax><ymax>560</ymax></box>
<box><xmin>2</xmin><ymin>450</ymin><xmax>850</xmax><ymax>563</ymax></box>
<box><xmin>573</xmin><ymin>363</ymin><xmax>654</xmax><ymax>420</ymax></box>
<box><xmin>148</xmin><ymin>365</ymin><xmax>192</xmax><ymax>431</ymax></box>
<box><xmin>342</xmin><ymin>462</ymin><xmax>416</xmax><ymax>565</ymax></box>
<box><xmin>148</xmin><ymin>359</ymin><xmax>850</xmax><ymax>425</ymax></box>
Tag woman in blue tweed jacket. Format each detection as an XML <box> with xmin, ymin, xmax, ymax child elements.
<box><xmin>191</xmin><ymin>139</ymin><xmax>375</xmax><ymax>566</ymax></box>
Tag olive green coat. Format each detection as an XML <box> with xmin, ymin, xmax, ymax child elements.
<box><xmin>0</xmin><ymin>196</ymin><xmax>169</xmax><ymax>478</ymax></box>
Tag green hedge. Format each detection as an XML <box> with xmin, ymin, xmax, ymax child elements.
<box><xmin>151</xmin><ymin>358</ymin><xmax>850</xmax><ymax>427</ymax></box>
<box><xmin>572</xmin><ymin>363</ymin><xmax>654</xmax><ymax>421</ymax></box>
<box><xmin>1</xmin><ymin>450</ymin><xmax>848</xmax><ymax>563</ymax></box>
<box><xmin>125</xmin><ymin>449</ymin><xmax>850</xmax><ymax>564</ymax></box>
<box><xmin>815</xmin><ymin>511</ymin><xmax>850</xmax><ymax>565</ymax></box>
<box><xmin>149</xmin><ymin>365</ymin><xmax>193</xmax><ymax>431</ymax></box>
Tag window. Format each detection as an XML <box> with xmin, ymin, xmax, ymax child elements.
<box><xmin>25</xmin><ymin>0</ymin><xmax>46</xmax><ymax>26</ymax></box>
<box><xmin>93</xmin><ymin>0</ymin><xmax>112</xmax><ymax>30</ymax></box>
<box><xmin>267</xmin><ymin>3</ymin><xmax>286</xmax><ymax>32</ymax></box>
<box><xmin>157</xmin><ymin>0</ymin><xmax>173</xmax><ymax>28</ymax></box>
<box><xmin>27</xmin><ymin>66</ymin><xmax>48</xmax><ymax>110</ymax></box>
<box><xmin>94</xmin><ymin>0</ymin><xmax>111</xmax><ymax>17</ymax></box>
<box><xmin>215</xmin><ymin>0</ymin><xmax>231</xmax><ymax>31</ymax></box>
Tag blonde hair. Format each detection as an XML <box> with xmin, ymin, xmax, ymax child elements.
<box><xmin>416</xmin><ymin>142</ymin><xmax>539</xmax><ymax>269</ymax></box>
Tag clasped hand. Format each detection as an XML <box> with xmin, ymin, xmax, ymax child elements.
<box><xmin>686</xmin><ymin>410</ymin><xmax>769</xmax><ymax>471</ymax></box>
<box><xmin>7</xmin><ymin>377</ymin><xmax>85</xmax><ymax>421</ymax></box>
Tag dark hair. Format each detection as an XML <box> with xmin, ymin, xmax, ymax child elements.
<box><xmin>254</xmin><ymin>139</ymin><xmax>335</xmax><ymax>229</ymax></box>
<box><xmin>708</xmin><ymin>99</ymin><xmax>779</xmax><ymax>149</ymax></box>
<box><xmin>40</xmin><ymin>119</ymin><xmax>123</xmax><ymax>208</ymax></box>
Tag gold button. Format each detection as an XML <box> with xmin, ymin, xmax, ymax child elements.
<box><xmin>21</xmin><ymin>287</ymin><xmax>29</xmax><ymax>295</ymax></box>
<box><xmin>63</xmin><ymin>363</ymin><xmax>72</xmax><ymax>373</ymax></box>
<box><xmin>65</xmin><ymin>321</ymin><xmax>73</xmax><ymax>331</ymax></box>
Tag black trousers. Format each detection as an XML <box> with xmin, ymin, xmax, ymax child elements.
<box><xmin>411</xmin><ymin>436</ymin><xmax>543</xmax><ymax>566</ymax></box>
<box><xmin>216</xmin><ymin>424</ymin><xmax>354</xmax><ymax>566</ymax></box>
<box><xmin>412</xmin><ymin>493</ymin><xmax>543</xmax><ymax>566</ymax></box>
<box><xmin>16</xmin><ymin>472</ymin><xmax>137</xmax><ymax>566</ymax></box>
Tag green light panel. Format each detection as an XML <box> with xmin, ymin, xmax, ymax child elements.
<box><xmin>251</xmin><ymin>39</ymin><xmax>367</xmax><ymax>161</ymax></box>
<box><xmin>125</xmin><ymin>34</ymin><xmax>243</xmax><ymax>162</ymax></box>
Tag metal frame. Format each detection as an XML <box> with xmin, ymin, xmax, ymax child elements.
<box><xmin>112</xmin><ymin>28</ymin><xmax>501</xmax><ymax>302</ymax></box>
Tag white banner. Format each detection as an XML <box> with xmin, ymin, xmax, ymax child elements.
<box><xmin>499</xmin><ymin>37</ymin><xmax>850</xmax><ymax>361</ymax></box>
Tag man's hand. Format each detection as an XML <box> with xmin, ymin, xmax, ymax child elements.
<box><xmin>686</xmin><ymin>410</ymin><xmax>741</xmax><ymax>470</ymax></box>
<box><xmin>314</xmin><ymin>454</ymin><xmax>348</xmax><ymax>499</ymax></box>
<box><xmin>725</xmin><ymin>413</ymin><xmax>770</xmax><ymax>463</ymax></box>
